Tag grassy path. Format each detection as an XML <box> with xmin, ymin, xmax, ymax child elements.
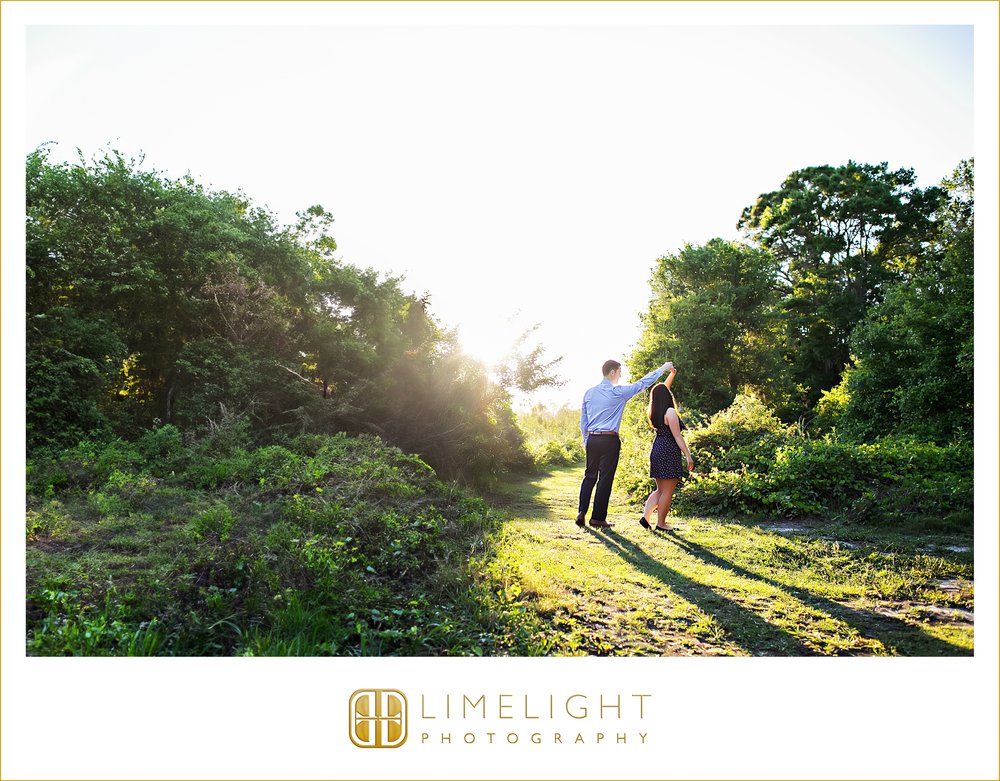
<box><xmin>485</xmin><ymin>464</ymin><xmax>974</xmax><ymax>656</ymax></box>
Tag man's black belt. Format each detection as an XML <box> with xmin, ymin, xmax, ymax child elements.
<box><xmin>588</xmin><ymin>431</ymin><xmax>618</xmax><ymax>436</ymax></box>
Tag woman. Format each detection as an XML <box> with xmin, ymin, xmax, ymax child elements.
<box><xmin>639</xmin><ymin>372</ymin><xmax>694</xmax><ymax>531</ymax></box>
<box><xmin>639</xmin><ymin>366</ymin><xmax>680</xmax><ymax>525</ymax></box>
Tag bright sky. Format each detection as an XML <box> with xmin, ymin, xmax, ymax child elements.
<box><xmin>19</xmin><ymin>7</ymin><xmax>976</xmax><ymax>411</ymax></box>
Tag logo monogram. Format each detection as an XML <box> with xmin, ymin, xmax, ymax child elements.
<box><xmin>349</xmin><ymin>689</ymin><xmax>408</xmax><ymax>748</ymax></box>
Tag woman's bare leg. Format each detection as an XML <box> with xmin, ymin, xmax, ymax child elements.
<box><xmin>655</xmin><ymin>478</ymin><xmax>679</xmax><ymax>529</ymax></box>
<box><xmin>642</xmin><ymin>489</ymin><xmax>659</xmax><ymax>521</ymax></box>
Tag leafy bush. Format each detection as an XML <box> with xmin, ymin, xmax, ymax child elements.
<box><xmin>516</xmin><ymin>405</ymin><xmax>585</xmax><ymax>467</ymax></box>
<box><xmin>810</xmin><ymin>375</ymin><xmax>851</xmax><ymax>434</ymax></box>
<box><xmin>134</xmin><ymin>424</ymin><xmax>186</xmax><ymax>464</ymax></box>
<box><xmin>685</xmin><ymin>393</ymin><xmax>795</xmax><ymax>472</ymax></box>
<box><xmin>26</xmin><ymin>502</ymin><xmax>69</xmax><ymax>540</ymax></box>
<box><xmin>677</xmin><ymin>434</ymin><xmax>972</xmax><ymax>529</ymax></box>
<box><xmin>26</xmin><ymin>430</ymin><xmax>522</xmax><ymax>656</ymax></box>
<box><xmin>615</xmin><ymin>392</ymin><xmax>783</xmax><ymax>503</ymax></box>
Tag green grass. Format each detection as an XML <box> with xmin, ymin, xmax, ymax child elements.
<box><xmin>26</xmin><ymin>438</ymin><xmax>974</xmax><ymax>656</ymax></box>
<box><xmin>482</xmin><ymin>463</ymin><xmax>974</xmax><ymax>656</ymax></box>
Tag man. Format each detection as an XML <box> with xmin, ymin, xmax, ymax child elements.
<box><xmin>577</xmin><ymin>358</ymin><xmax>673</xmax><ymax>528</ymax></box>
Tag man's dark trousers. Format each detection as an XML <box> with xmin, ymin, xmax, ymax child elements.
<box><xmin>578</xmin><ymin>434</ymin><xmax>621</xmax><ymax>523</ymax></box>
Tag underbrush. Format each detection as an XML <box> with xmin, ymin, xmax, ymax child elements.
<box><xmin>515</xmin><ymin>405</ymin><xmax>585</xmax><ymax>467</ymax></box>
<box><xmin>26</xmin><ymin>425</ymin><xmax>533</xmax><ymax>656</ymax></box>
<box><xmin>618</xmin><ymin>394</ymin><xmax>973</xmax><ymax>532</ymax></box>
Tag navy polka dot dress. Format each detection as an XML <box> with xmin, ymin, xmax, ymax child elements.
<box><xmin>649</xmin><ymin>419</ymin><xmax>685</xmax><ymax>480</ymax></box>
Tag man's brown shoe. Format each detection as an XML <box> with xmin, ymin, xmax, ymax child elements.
<box><xmin>589</xmin><ymin>520</ymin><xmax>615</xmax><ymax>528</ymax></box>
<box><xmin>575</xmin><ymin>512</ymin><xmax>586</xmax><ymax>527</ymax></box>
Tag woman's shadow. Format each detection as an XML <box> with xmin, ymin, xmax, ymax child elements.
<box><xmin>590</xmin><ymin>528</ymin><xmax>812</xmax><ymax>655</ymax></box>
<box><xmin>661</xmin><ymin>528</ymin><xmax>968</xmax><ymax>656</ymax></box>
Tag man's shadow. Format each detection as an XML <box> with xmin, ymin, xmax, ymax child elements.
<box><xmin>591</xmin><ymin>526</ymin><xmax>968</xmax><ymax>656</ymax></box>
<box><xmin>589</xmin><ymin>528</ymin><xmax>813</xmax><ymax>655</ymax></box>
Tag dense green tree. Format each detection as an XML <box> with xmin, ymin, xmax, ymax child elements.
<box><xmin>835</xmin><ymin>159</ymin><xmax>974</xmax><ymax>442</ymax></box>
<box><xmin>628</xmin><ymin>238</ymin><xmax>790</xmax><ymax>415</ymax></box>
<box><xmin>26</xmin><ymin>147</ymin><xmax>315</xmax><ymax>431</ymax></box>
<box><xmin>25</xmin><ymin>146</ymin><xmax>539</xmax><ymax>482</ymax></box>
<box><xmin>25</xmin><ymin>307</ymin><xmax>126</xmax><ymax>451</ymax></box>
<box><xmin>738</xmin><ymin>161</ymin><xmax>944</xmax><ymax>405</ymax></box>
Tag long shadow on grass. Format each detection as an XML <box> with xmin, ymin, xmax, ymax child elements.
<box><xmin>592</xmin><ymin>529</ymin><xmax>813</xmax><ymax>656</ymax></box>
<box><xmin>483</xmin><ymin>470</ymin><xmax>552</xmax><ymax>515</ymax></box>
<box><xmin>665</xmin><ymin>531</ymin><xmax>969</xmax><ymax>657</ymax></box>
<box><xmin>485</xmin><ymin>464</ymin><xmax>581</xmax><ymax>522</ymax></box>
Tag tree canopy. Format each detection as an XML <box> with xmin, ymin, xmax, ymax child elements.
<box><xmin>628</xmin><ymin>158</ymin><xmax>973</xmax><ymax>444</ymax></box>
<box><xmin>26</xmin><ymin>146</ymin><xmax>543</xmax><ymax>481</ymax></box>
<box><xmin>628</xmin><ymin>238</ymin><xmax>790</xmax><ymax>414</ymax></box>
<box><xmin>834</xmin><ymin>159</ymin><xmax>974</xmax><ymax>442</ymax></box>
<box><xmin>737</xmin><ymin>161</ymin><xmax>945</xmax><ymax>406</ymax></box>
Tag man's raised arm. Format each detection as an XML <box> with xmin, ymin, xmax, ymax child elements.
<box><xmin>614</xmin><ymin>360</ymin><xmax>674</xmax><ymax>399</ymax></box>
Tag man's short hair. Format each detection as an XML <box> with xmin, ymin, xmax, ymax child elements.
<box><xmin>602</xmin><ymin>360</ymin><xmax>621</xmax><ymax>377</ymax></box>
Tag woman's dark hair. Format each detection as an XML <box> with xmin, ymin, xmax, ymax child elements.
<box><xmin>647</xmin><ymin>382</ymin><xmax>675</xmax><ymax>428</ymax></box>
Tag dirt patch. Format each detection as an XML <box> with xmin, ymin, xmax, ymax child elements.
<box><xmin>920</xmin><ymin>543</ymin><xmax>972</xmax><ymax>554</ymax></box>
<box><xmin>918</xmin><ymin>605</ymin><xmax>974</xmax><ymax>623</ymax></box>
<box><xmin>759</xmin><ymin>521</ymin><xmax>814</xmax><ymax>534</ymax></box>
<box><xmin>27</xmin><ymin>537</ymin><xmax>70</xmax><ymax>552</ymax></box>
<box><xmin>875</xmin><ymin>603</ymin><xmax>974</xmax><ymax>624</ymax></box>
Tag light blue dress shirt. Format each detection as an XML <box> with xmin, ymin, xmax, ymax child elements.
<box><xmin>580</xmin><ymin>363</ymin><xmax>670</xmax><ymax>446</ymax></box>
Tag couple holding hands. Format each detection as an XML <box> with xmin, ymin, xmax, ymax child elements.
<box><xmin>576</xmin><ymin>359</ymin><xmax>693</xmax><ymax>532</ymax></box>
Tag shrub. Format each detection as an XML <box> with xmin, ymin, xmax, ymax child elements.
<box><xmin>677</xmin><ymin>434</ymin><xmax>972</xmax><ymax>528</ymax></box>
<box><xmin>188</xmin><ymin>502</ymin><xmax>237</xmax><ymax>542</ymax></box>
<box><xmin>616</xmin><ymin>393</ymin><xmax>790</xmax><ymax>506</ymax></box>
<box><xmin>26</xmin><ymin>430</ymin><xmax>511</xmax><ymax>656</ymax></box>
<box><xmin>673</xmin><ymin>468</ymin><xmax>769</xmax><ymax>517</ymax></box>
<box><xmin>516</xmin><ymin>405</ymin><xmax>585</xmax><ymax>467</ymax></box>
<box><xmin>685</xmin><ymin>393</ymin><xmax>795</xmax><ymax>473</ymax></box>
<box><xmin>26</xmin><ymin>502</ymin><xmax>69</xmax><ymax>540</ymax></box>
<box><xmin>134</xmin><ymin>424</ymin><xmax>186</xmax><ymax>466</ymax></box>
<box><xmin>810</xmin><ymin>374</ymin><xmax>850</xmax><ymax>435</ymax></box>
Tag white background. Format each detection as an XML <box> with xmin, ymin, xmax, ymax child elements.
<box><xmin>3</xmin><ymin>3</ymin><xmax>998</xmax><ymax>780</ymax></box>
